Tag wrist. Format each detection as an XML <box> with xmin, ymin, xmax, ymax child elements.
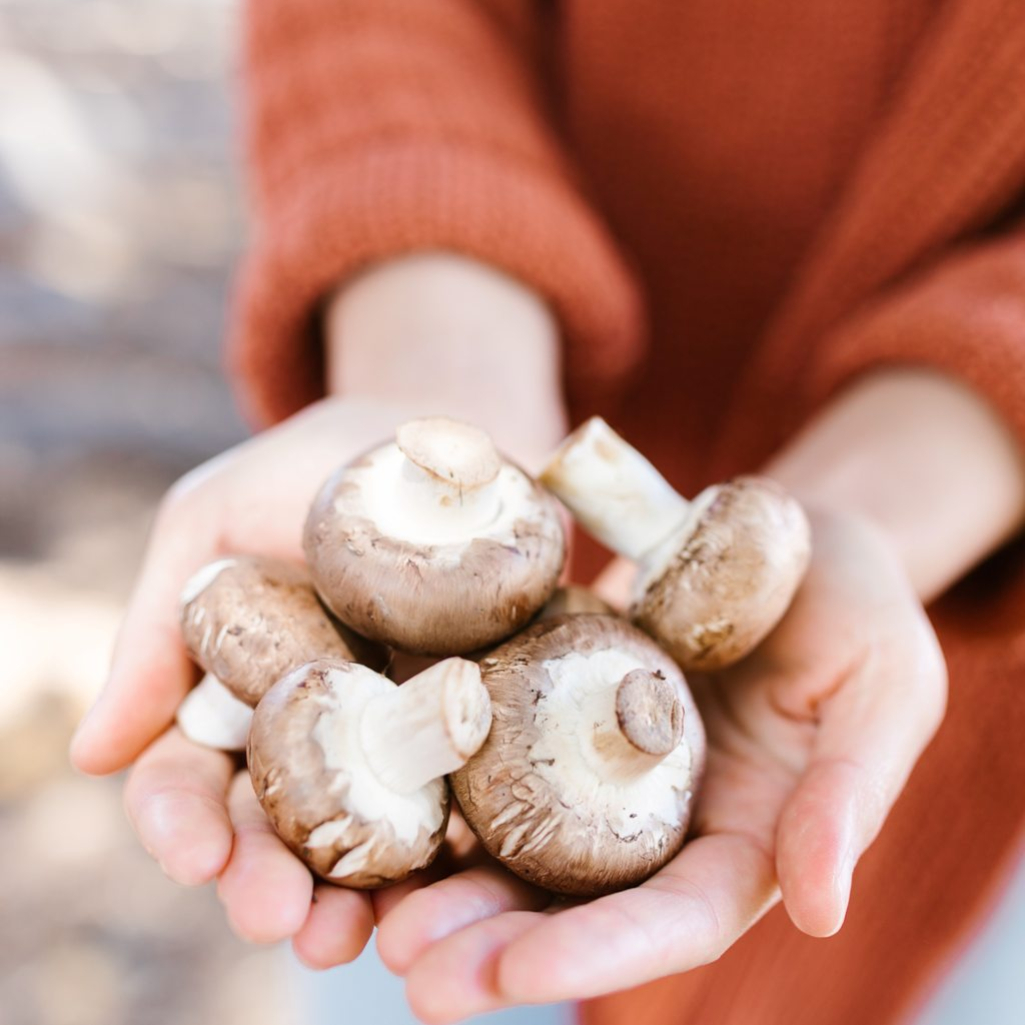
<box><xmin>764</xmin><ymin>368</ymin><xmax>1025</xmax><ymax>602</ymax></box>
<box><xmin>323</xmin><ymin>251</ymin><xmax>567</xmax><ymax>464</ymax></box>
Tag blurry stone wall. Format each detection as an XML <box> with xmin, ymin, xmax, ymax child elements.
<box><xmin>0</xmin><ymin>3</ymin><xmax>285</xmax><ymax>1023</ymax></box>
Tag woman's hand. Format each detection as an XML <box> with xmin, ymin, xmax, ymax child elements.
<box><xmin>69</xmin><ymin>393</ymin><xmax>561</xmax><ymax>967</ymax></box>
<box><xmin>70</xmin><ymin>397</ymin><xmax>436</xmax><ymax>963</ymax></box>
<box><xmin>371</xmin><ymin>508</ymin><xmax>947</xmax><ymax>1021</ymax></box>
<box><xmin>70</xmin><ymin>251</ymin><xmax>567</xmax><ymax>967</ymax></box>
<box><xmin>371</xmin><ymin>367</ymin><xmax>1025</xmax><ymax>1021</ymax></box>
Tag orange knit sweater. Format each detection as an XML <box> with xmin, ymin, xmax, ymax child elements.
<box><xmin>230</xmin><ymin>3</ymin><xmax>1025</xmax><ymax>1023</ymax></box>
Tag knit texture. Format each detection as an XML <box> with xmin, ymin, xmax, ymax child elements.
<box><xmin>230</xmin><ymin>2</ymin><xmax>1025</xmax><ymax>1023</ymax></box>
<box><xmin>231</xmin><ymin>0</ymin><xmax>643</xmax><ymax>426</ymax></box>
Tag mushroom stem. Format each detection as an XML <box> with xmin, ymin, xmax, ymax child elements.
<box><xmin>540</xmin><ymin>417</ymin><xmax>690</xmax><ymax>561</ymax></box>
<box><xmin>176</xmin><ymin>673</ymin><xmax>253</xmax><ymax>751</ymax></box>
<box><xmin>361</xmin><ymin>658</ymin><xmax>492</xmax><ymax>795</ymax></box>
<box><xmin>392</xmin><ymin>418</ymin><xmax>503</xmax><ymax>541</ymax></box>
<box><xmin>593</xmin><ymin>669</ymin><xmax>685</xmax><ymax>779</ymax></box>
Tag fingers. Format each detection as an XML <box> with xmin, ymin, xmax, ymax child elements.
<box><xmin>775</xmin><ymin>756</ymin><xmax>869</xmax><ymax>937</ymax></box>
<box><xmin>216</xmin><ymin>772</ymin><xmax>314</xmax><ymax>943</ymax></box>
<box><xmin>406</xmin><ymin>912</ymin><xmax>544</xmax><ymax>1025</ymax></box>
<box><xmin>402</xmin><ymin>832</ymin><xmax>777</xmax><ymax>1017</ymax></box>
<box><xmin>590</xmin><ymin>557</ymin><xmax>636</xmax><ymax>612</ymax></box>
<box><xmin>498</xmin><ymin>833</ymin><xmax>777</xmax><ymax>1002</ymax></box>
<box><xmin>71</xmin><ymin>499</ymin><xmax>211</xmax><ymax>774</ymax></box>
<box><xmin>123</xmin><ymin>727</ymin><xmax>235</xmax><ymax>885</ymax></box>
<box><xmin>777</xmin><ymin>611</ymin><xmax>947</xmax><ymax>937</ymax></box>
<box><xmin>293</xmin><ymin>885</ymin><xmax>376</xmax><ymax>969</ymax></box>
<box><xmin>377</xmin><ymin>864</ymin><xmax>549</xmax><ymax>974</ymax></box>
<box><xmin>371</xmin><ymin>862</ymin><xmax>453</xmax><ymax>924</ymax></box>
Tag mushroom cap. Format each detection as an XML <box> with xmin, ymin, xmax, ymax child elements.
<box><xmin>179</xmin><ymin>554</ymin><xmax>384</xmax><ymax>706</ymax></box>
<box><xmin>248</xmin><ymin>659</ymin><xmax>449</xmax><ymax>888</ymax></box>
<box><xmin>632</xmin><ymin>477</ymin><xmax>811</xmax><ymax>670</ymax></box>
<box><xmin>450</xmin><ymin>614</ymin><xmax>706</xmax><ymax>897</ymax></box>
<box><xmin>304</xmin><ymin>441</ymin><xmax>566</xmax><ymax>656</ymax></box>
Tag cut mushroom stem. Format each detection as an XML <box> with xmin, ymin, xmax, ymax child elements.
<box><xmin>594</xmin><ymin>669</ymin><xmax>685</xmax><ymax>779</ymax></box>
<box><xmin>450</xmin><ymin>614</ymin><xmax>706</xmax><ymax>896</ymax></box>
<box><xmin>541</xmin><ymin>417</ymin><xmax>812</xmax><ymax>671</ymax></box>
<box><xmin>540</xmin><ymin>416</ymin><xmax>690</xmax><ymax>561</ymax></box>
<box><xmin>176</xmin><ymin>673</ymin><xmax>253</xmax><ymax>751</ymax></box>
<box><xmin>392</xmin><ymin>418</ymin><xmax>503</xmax><ymax>541</ymax></box>
<box><xmin>250</xmin><ymin>657</ymin><xmax>492</xmax><ymax>887</ymax></box>
<box><xmin>361</xmin><ymin>658</ymin><xmax>492</xmax><ymax>795</ymax></box>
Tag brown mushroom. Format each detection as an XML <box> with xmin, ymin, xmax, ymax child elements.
<box><xmin>248</xmin><ymin>656</ymin><xmax>491</xmax><ymax>888</ymax></box>
<box><xmin>175</xmin><ymin>554</ymin><xmax>383</xmax><ymax>750</ymax></box>
<box><xmin>179</xmin><ymin>554</ymin><xmax>383</xmax><ymax>704</ymax></box>
<box><xmin>450</xmin><ymin>614</ymin><xmax>706</xmax><ymax>897</ymax></box>
<box><xmin>304</xmin><ymin>417</ymin><xmax>566</xmax><ymax>656</ymax></box>
<box><xmin>541</xmin><ymin>417</ymin><xmax>811</xmax><ymax>670</ymax></box>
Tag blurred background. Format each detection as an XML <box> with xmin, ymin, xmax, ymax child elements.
<box><xmin>0</xmin><ymin>1</ymin><xmax>288</xmax><ymax>1022</ymax></box>
<box><xmin>3</xmin><ymin>3</ymin><xmax>1024</xmax><ymax>1025</ymax></box>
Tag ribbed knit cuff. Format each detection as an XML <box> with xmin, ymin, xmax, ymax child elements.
<box><xmin>806</xmin><ymin>232</ymin><xmax>1025</xmax><ymax>455</ymax></box>
<box><xmin>228</xmin><ymin>139</ymin><xmax>645</xmax><ymax>427</ymax></box>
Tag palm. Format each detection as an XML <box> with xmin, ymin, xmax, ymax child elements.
<box><xmin>72</xmin><ymin>395</ymin><xmax>568</xmax><ymax>967</ymax></box>
<box><xmin>373</xmin><ymin>509</ymin><xmax>947</xmax><ymax>1021</ymax></box>
<box><xmin>70</xmin><ymin>398</ymin><xmax>461</xmax><ymax>962</ymax></box>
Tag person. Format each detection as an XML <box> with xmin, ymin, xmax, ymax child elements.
<box><xmin>70</xmin><ymin>2</ymin><xmax>1025</xmax><ymax>1023</ymax></box>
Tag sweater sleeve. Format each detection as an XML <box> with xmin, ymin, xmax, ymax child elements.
<box><xmin>228</xmin><ymin>0</ymin><xmax>644</xmax><ymax>427</ymax></box>
<box><xmin>807</xmin><ymin>228</ymin><xmax>1025</xmax><ymax>458</ymax></box>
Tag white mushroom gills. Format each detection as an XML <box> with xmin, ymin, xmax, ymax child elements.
<box><xmin>360</xmin><ymin>658</ymin><xmax>492</xmax><ymax>795</ymax></box>
<box><xmin>528</xmin><ymin>647</ymin><xmax>693</xmax><ymax>837</ymax></box>
<box><xmin>176</xmin><ymin>672</ymin><xmax>253</xmax><ymax>751</ymax></box>
<box><xmin>540</xmin><ymin>417</ymin><xmax>691</xmax><ymax>561</ymax></box>
<box><xmin>389</xmin><ymin>417</ymin><xmax>503</xmax><ymax>543</ymax></box>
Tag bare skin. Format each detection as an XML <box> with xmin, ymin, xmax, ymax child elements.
<box><xmin>71</xmin><ymin>253</ymin><xmax>1025</xmax><ymax>1015</ymax></box>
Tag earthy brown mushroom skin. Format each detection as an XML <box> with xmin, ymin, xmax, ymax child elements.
<box><xmin>179</xmin><ymin>555</ymin><xmax>384</xmax><ymax>706</ymax></box>
<box><xmin>632</xmin><ymin>477</ymin><xmax>811</xmax><ymax>671</ymax></box>
<box><xmin>304</xmin><ymin>453</ymin><xmax>566</xmax><ymax>656</ymax></box>
<box><xmin>248</xmin><ymin>660</ymin><xmax>449</xmax><ymax>888</ymax></box>
<box><xmin>450</xmin><ymin>614</ymin><xmax>706</xmax><ymax>897</ymax></box>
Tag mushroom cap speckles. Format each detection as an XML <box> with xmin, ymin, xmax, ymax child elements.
<box><xmin>632</xmin><ymin>477</ymin><xmax>811</xmax><ymax>671</ymax></box>
<box><xmin>248</xmin><ymin>659</ymin><xmax>449</xmax><ymax>889</ymax></box>
<box><xmin>304</xmin><ymin>445</ymin><xmax>566</xmax><ymax>656</ymax></box>
<box><xmin>179</xmin><ymin>554</ymin><xmax>384</xmax><ymax>707</ymax></box>
<box><xmin>450</xmin><ymin>614</ymin><xmax>706</xmax><ymax>897</ymax></box>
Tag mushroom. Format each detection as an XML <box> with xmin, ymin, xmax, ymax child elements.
<box><xmin>175</xmin><ymin>673</ymin><xmax>254</xmax><ymax>752</ymax></box>
<box><xmin>248</xmin><ymin>656</ymin><xmax>491</xmax><ymax>888</ymax></box>
<box><xmin>175</xmin><ymin>554</ymin><xmax>383</xmax><ymax>750</ymax></box>
<box><xmin>304</xmin><ymin>416</ymin><xmax>566</xmax><ymax>655</ymax></box>
<box><xmin>536</xmin><ymin>585</ymin><xmax>615</xmax><ymax>621</ymax></box>
<box><xmin>540</xmin><ymin>417</ymin><xmax>811</xmax><ymax>670</ymax></box>
<box><xmin>450</xmin><ymin>614</ymin><xmax>706</xmax><ymax>897</ymax></box>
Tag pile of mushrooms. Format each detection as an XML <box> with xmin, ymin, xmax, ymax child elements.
<box><xmin>170</xmin><ymin>414</ymin><xmax>809</xmax><ymax>894</ymax></box>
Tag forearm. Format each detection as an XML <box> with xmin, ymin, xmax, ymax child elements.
<box><xmin>766</xmin><ymin>368</ymin><xmax>1025</xmax><ymax>602</ymax></box>
<box><xmin>324</xmin><ymin>252</ymin><xmax>567</xmax><ymax>465</ymax></box>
